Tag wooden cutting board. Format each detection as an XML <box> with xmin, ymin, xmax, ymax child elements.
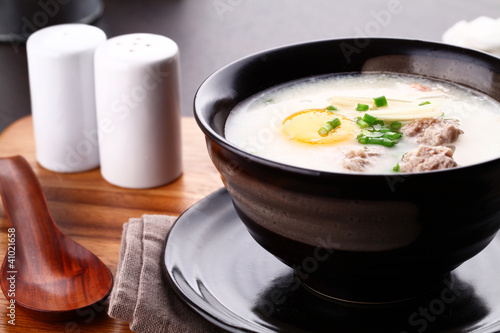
<box><xmin>0</xmin><ymin>116</ymin><xmax>223</xmax><ymax>332</ymax></box>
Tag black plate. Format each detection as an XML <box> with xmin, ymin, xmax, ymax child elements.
<box><xmin>163</xmin><ymin>188</ymin><xmax>500</xmax><ymax>333</ymax></box>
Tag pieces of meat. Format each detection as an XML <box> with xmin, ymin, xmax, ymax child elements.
<box><xmin>343</xmin><ymin>147</ymin><xmax>380</xmax><ymax>172</ymax></box>
<box><xmin>400</xmin><ymin>145</ymin><xmax>457</xmax><ymax>172</ymax></box>
<box><xmin>401</xmin><ymin>117</ymin><xmax>463</xmax><ymax>146</ymax></box>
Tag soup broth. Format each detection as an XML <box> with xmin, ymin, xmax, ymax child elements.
<box><xmin>225</xmin><ymin>73</ymin><xmax>500</xmax><ymax>174</ymax></box>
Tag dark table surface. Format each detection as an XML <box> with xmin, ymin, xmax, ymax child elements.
<box><xmin>1</xmin><ymin>0</ymin><xmax>500</xmax><ymax>132</ymax></box>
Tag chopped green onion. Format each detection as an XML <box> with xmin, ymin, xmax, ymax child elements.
<box><xmin>382</xmin><ymin>132</ymin><xmax>402</xmax><ymax>140</ymax></box>
<box><xmin>419</xmin><ymin>101</ymin><xmax>431</xmax><ymax>106</ymax></box>
<box><xmin>356</xmin><ymin>114</ymin><xmax>402</xmax><ymax>147</ymax></box>
<box><xmin>362</xmin><ymin>113</ymin><xmax>377</xmax><ymax>125</ymax></box>
<box><xmin>379</xmin><ymin>125</ymin><xmax>396</xmax><ymax>132</ymax></box>
<box><xmin>318</xmin><ymin>124</ymin><xmax>333</xmax><ymax>136</ymax></box>
<box><xmin>330</xmin><ymin>117</ymin><xmax>341</xmax><ymax>128</ymax></box>
<box><xmin>373</xmin><ymin>95</ymin><xmax>388</xmax><ymax>107</ymax></box>
<box><xmin>375</xmin><ymin>137</ymin><xmax>396</xmax><ymax>147</ymax></box>
<box><xmin>356</xmin><ymin>103</ymin><xmax>369</xmax><ymax>111</ymax></box>
<box><xmin>357</xmin><ymin>136</ymin><xmax>396</xmax><ymax>147</ymax></box>
<box><xmin>356</xmin><ymin>119</ymin><xmax>370</xmax><ymax>128</ymax></box>
<box><xmin>357</xmin><ymin>136</ymin><xmax>369</xmax><ymax>144</ymax></box>
<box><xmin>318</xmin><ymin>117</ymin><xmax>341</xmax><ymax>136</ymax></box>
<box><xmin>360</xmin><ymin>130</ymin><xmax>383</xmax><ymax>137</ymax></box>
<box><xmin>326</xmin><ymin>105</ymin><xmax>338</xmax><ymax>111</ymax></box>
<box><xmin>390</xmin><ymin>121</ymin><xmax>402</xmax><ymax>130</ymax></box>
<box><xmin>393</xmin><ymin>163</ymin><xmax>400</xmax><ymax>172</ymax></box>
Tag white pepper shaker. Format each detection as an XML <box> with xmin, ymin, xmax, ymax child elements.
<box><xmin>27</xmin><ymin>23</ymin><xmax>106</xmax><ymax>173</ymax></box>
<box><xmin>94</xmin><ymin>33</ymin><xmax>182</xmax><ymax>189</ymax></box>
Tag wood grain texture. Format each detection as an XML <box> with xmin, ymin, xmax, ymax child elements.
<box><xmin>0</xmin><ymin>156</ymin><xmax>113</xmax><ymax>322</ymax></box>
<box><xmin>0</xmin><ymin>116</ymin><xmax>223</xmax><ymax>332</ymax></box>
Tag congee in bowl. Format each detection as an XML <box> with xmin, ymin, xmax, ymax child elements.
<box><xmin>194</xmin><ymin>38</ymin><xmax>500</xmax><ymax>303</ymax></box>
<box><xmin>225</xmin><ymin>73</ymin><xmax>500</xmax><ymax>174</ymax></box>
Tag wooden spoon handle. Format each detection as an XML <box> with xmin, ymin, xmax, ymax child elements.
<box><xmin>0</xmin><ymin>155</ymin><xmax>60</xmax><ymax>238</ymax></box>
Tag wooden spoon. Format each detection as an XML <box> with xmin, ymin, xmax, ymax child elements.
<box><xmin>0</xmin><ymin>155</ymin><xmax>113</xmax><ymax>321</ymax></box>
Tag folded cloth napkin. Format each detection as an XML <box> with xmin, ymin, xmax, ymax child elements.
<box><xmin>108</xmin><ymin>215</ymin><xmax>223</xmax><ymax>332</ymax></box>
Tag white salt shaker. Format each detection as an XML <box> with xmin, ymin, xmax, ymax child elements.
<box><xmin>94</xmin><ymin>33</ymin><xmax>182</xmax><ymax>189</ymax></box>
<box><xmin>27</xmin><ymin>23</ymin><xmax>106</xmax><ymax>173</ymax></box>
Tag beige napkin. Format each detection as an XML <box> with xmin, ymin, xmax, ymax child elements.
<box><xmin>108</xmin><ymin>215</ymin><xmax>223</xmax><ymax>333</ymax></box>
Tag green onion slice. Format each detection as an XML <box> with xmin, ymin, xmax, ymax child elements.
<box><xmin>356</xmin><ymin>119</ymin><xmax>370</xmax><ymax>128</ymax></box>
<box><xmin>382</xmin><ymin>132</ymin><xmax>402</xmax><ymax>140</ymax></box>
<box><xmin>318</xmin><ymin>117</ymin><xmax>341</xmax><ymax>136</ymax></box>
<box><xmin>326</xmin><ymin>105</ymin><xmax>338</xmax><ymax>111</ymax></box>
<box><xmin>393</xmin><ymin>163</ymin><xmax>400</xmax><ymax>172</ymax></box>
<box><xmin>419</xmin><ymin>101</ymin><xmax>431</xmax><ymax>106</ymax></box>
<box><xmin>356</xmin><ymin>103</ymin><xmax>369</xmax><ymax>111</ymax></box>
<box><xmin>357</xmin><ymin>136</ymin><xmax>395</xmax><ymax>147</ymax></box>
<box><xmin>361</xmin><ymin>130</ymin><xmax>383</xmax><ymax>138</ymax></box>
<box><xmin>363</xmin><ymin>137</ymin><xmax>396</xmax><ymax>147</ymax></box>
<box><xmin>362</xmin><ymin>113</ymin><xmax>377</xmax><ymax>125</ymax></box>
<box><xmin>373</xmin><ymin>95</ymin><xmax>388</xmax><ymax>107</ymax></box>
<box><xmin>390</xmin><ymin>121</ymin><xmax>402</xmax><ymax>130</ymax></box>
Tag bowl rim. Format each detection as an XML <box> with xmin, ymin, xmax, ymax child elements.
<box><xmin>194</xmin><ymin>37</ymin><xmax>500</xmax><ymax>178</ymax></box>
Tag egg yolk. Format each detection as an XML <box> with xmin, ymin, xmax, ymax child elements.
<box><xmin>282</xmin><ymin>109</ymin><xmax>358</xmax><ymax>144</ymax></box>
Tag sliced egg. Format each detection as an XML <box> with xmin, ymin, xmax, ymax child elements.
<box><xmin>282</xmin><ymin>109</ymin><xmax>358</xmax><ymax>144</ymax></box>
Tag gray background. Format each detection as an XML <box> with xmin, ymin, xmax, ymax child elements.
<box><xmin>1</xmin><ymin>0</ymin><xmax>500</xmax><ymax>132</ymax></box>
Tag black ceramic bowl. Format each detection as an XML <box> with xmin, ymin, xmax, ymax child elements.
<box><xmin>194</xmin><ymin>38</ymin><xmax>500</xmax><ymax>304</ymax></box>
